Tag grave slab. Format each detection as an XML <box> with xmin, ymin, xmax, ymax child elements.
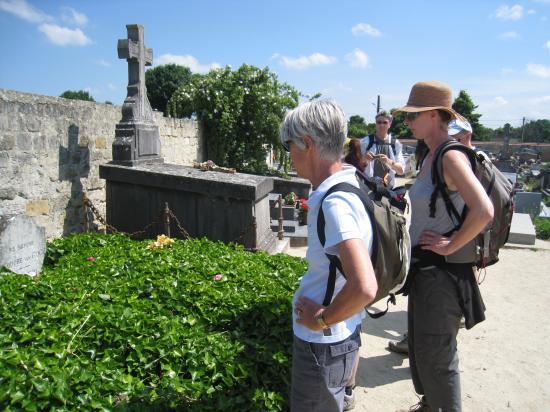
<box><xmin>0</xmin><ymin>215</ymin><xmax>46</xmax><ymax>276</ymax></box>
<box><xmin>507</xmin><ymin>212</ymin><xmax>536</xmax><ymax>245</ymax></box>
<box><xmin>99</xmin><ymin>163</ymin><xmax>277</xmax><ymax>252</ymax></box>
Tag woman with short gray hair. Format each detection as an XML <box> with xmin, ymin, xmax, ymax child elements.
<box><xmin>281</xmin><ymin>100</ymin><xmax>378</xmax><ymax>411</ymax></box>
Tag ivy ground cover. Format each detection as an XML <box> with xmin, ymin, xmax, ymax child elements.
<box><xmin>0</xmin><ymin>234</ymin><xmax>306</xmax><ymax>411</ymax></box>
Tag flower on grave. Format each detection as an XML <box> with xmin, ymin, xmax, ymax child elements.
<box><xmin>298</xmin><ymin>198</ymin><xmax>309</xmax><ymax>211</ymax></box>
<box><xmin>86</xmin><ymin>256</ymin><xmax>96</xmax><ymax>261</ymax></box>
<box><xmin>284</xmin><ymin>192</ymin><xmax>297</xmax><ymax>206</ymax></box>
<box><xmin>146</xmin><ymin>234</ymin><xmax>175</xmax><ymax>250</ymax></box>
<box><xmin>212</xmin><ymin>273</ymin><xmax>223</xmax><ymax>281</ymax></box>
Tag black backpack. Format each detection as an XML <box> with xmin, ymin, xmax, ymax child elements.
<box><xmin>317</xmin><ymin>172</ymin><xmax>411</xmax><ymax>318</ymax></box>
<box><xmin>430</xmin><ymin>141</ymin><xmax>515</xmax><ymax>268</ymax></box>
<box><xmin>365</xmin><ymin>134</ymin><xmax>397</xmax><ymax>156</ymax></box>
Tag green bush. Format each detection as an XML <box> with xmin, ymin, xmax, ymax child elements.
<box><xmin>534</xmin><ymin>218</ymin><xmax>550</xmax><ymax>240</ymax></box>
<box><xmin>168</xmin><ymin>64</ymin><xmax>299</xmax><ymax>173</ymax></box>
<box><xmin>0</xmin><ymin>233</ymin><xmax>306</xmax><ymax>411</ymax></box>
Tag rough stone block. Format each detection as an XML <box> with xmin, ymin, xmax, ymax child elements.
<box><xmin>0</xmin><ymin>134</ymin><xmax>15</xmax><ymax>151</ymax></box>
<box><xmin>26</xmin><ymin>200</ymin><xmax>50</xmax><ymax>216</ymax></box>
<box><xmin>508</xmin><ymin>213</ymin><xmax>536</xmax><ymax>245</ymax></box>
<box><xmin>95</xmin><ymin>137</ymin><xmax>107</xmax><ymax>149</ymax></box>
<box><xmin>17</xmin><ymin>132</ymin><xmax>32</xmax><ymax>150</ymax></box>
<box><xmin>0</xmin><ymin>188</ymin><xmax>17</xmax><ymax>200</ymax></box>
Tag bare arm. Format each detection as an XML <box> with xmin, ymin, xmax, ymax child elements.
<box><xmin>418</xmin><ymin>150</ymin><xmax>494</xmax><ymax>256</ymax></box>
<box><xmin>295</xmin><ymin>238</ymin><xmax>378</xmax><ymax>330</ymax></box>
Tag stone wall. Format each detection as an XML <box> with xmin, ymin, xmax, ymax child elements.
<box><xmin>0</xmin><ymin>88</ymin><xmax>203</xmax><ymax>239</ymax></box>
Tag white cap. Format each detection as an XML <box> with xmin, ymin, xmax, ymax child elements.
<box><xmin>448</xmin><ymin>118</ymin><xmax>472</xmax><ymax>135</ymax></box>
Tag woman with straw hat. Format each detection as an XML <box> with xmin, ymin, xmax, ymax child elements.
<box><xmin>394</xmin><ymin>81</ymin><xmax>493</xmax><ymax>411</ymax></box>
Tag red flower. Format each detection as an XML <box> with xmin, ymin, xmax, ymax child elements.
<box><xmin>86</xmin><ymin>257</ymin><xmax>96</xmax><ymax>262</ymax></box>
<box><xmin>299</xmin><ymin>198</ymin><xmax>309</xmax><ymax>210</ymax></box>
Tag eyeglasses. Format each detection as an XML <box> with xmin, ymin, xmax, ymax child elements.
<box><xmin>403</xmin><ymin>112</ymin><xmax>422</xmax><ymax>121</ymax></box>
<box><xmin>282</xmin><ymin>139</ymin><xmax>291</xmax><ymax>152</ymax></box>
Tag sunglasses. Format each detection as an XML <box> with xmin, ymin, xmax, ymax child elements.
<box><xmin>403</xmin><ymin>112</ymin><xmax>422</xmax><ymax>121</ymax></box>
<box><xmin>282</xmin><ymin>140</ymin><xmax>290</xmax><ymax>152</ymax></box>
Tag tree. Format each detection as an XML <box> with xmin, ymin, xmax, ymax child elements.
<box><xmin>348</xmin><ymin>115</ymin><xmax>373</xmax><ymax>138</ymax></box>
<box><xmin>169</xmin><ymin>64</ymin><xmax>299</xmax><ymax>172</ymax></box>
<box><xmin>60</xmin><ymin>90</ymin><xmax>95</xmax><ymax>102</ymax></box>
<box><xmin>389</xmin><ymin>110</ymin><xmax>413</xmax><ymax>139</ymax></box>
<box><xmin>145</xmin><ymin>64</ymin><xmax>193</xmax><ymax>115</ymax></box>
<box><xmin>452</xmin><ymin>90</ymin><xmax>492</xmax><ymax>141</ymax></box>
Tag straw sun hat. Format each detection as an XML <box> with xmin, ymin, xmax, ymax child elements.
<box><xmin>394</xmin><ymin>80</ymin><xmax>465</xmax><ymax>121</ymax></box>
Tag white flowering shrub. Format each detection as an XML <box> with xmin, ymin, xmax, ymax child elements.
<box><xmin>169</xmin><ymin>65</ymin><xmax>299</xmax><ymax>172</ymax></box>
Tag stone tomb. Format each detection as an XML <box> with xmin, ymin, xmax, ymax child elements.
<box><xmin>99</xmin><ymin>163</ymin><xmax>278</xmax><ymax>252</ymax></box>
<box><xmin>0</xmin><ymin>215</ymin><xmax>46</xmax><ymax>276</ymax></box>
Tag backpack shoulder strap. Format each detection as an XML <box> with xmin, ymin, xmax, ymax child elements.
<box><xmin>316</xmin><ymin>180</ymin><xmax>376</xmax><ymax>307</ymax></box>
<box><xmin>390</xmin><ymin>136</ymin><xmax>397</xmax><ymax>157</ymax></box>
<box><xmin>429</xmin><ymin>141</ymin><xmax>477</xmax><ymax>224</ymax></box>
<box><xmin>365</xmin><ymin>135</ymin><xmax>375</xmax><ymax>152</ymax></box>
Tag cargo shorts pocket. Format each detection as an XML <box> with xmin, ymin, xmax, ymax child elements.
<box><xmin>327</xmin><ymin>338</ymin><xmax>360</xmax><ymax>388</ymax></box>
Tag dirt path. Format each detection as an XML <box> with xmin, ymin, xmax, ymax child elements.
<box><xmin>286</xmin><ymin>246</ymin><xmax>550</xmax><ymax>411</ymax></box>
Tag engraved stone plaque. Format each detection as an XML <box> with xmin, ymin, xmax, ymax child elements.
<box><xmin>0</xmin><ymin>215</ymin><xmax>46</xmax><ymax>276</ymax></box>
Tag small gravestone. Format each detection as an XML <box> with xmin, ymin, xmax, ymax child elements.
<box><xmin>0</xmin><ymin>215</ymin><xmax>46</xmax><ymax>276</ymax></box>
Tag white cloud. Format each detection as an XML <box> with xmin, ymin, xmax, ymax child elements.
<box><xmin>345</xmin><ymin>48</ymin><xmax>370</xmax><ymax>69</ymax></box>
<box><xmin>97</xmin><ymin>59</ymin><xmax>111</xmax><ymax>67</ymax></box>
<box><xmin>38</xmin><ymin>23</ymin><xmax>91</xmax><ymax>46</ymax></box>
<box><xmin>351</xmin><ymin>23</ymin><xmax>381</xmax><ymax>37</ymax></box>
<box><xmin>495</xmin><ymin>4</ymin><xmax>524</xmax><ymax>20</ymax></box>
<box><xmin>61</xmin><ymin>7</ymin><xmax>87</xmax><ymax>27</ymax></box>
<box><xmin>0</xmin><ymin>0</ymin><xmax>51</xmax><ymax>23</ymax></box>
<box><xmin>545</xmin><ymin>40</ymin><xmax>550</xmax><ymax>53</ymax></box>
<box><xmin>494</xmin><ymin>96</ymin><xmax>508</xmax><ymax>105</ymax></box>
<box><xmin>527</xmin><ymin>9</ymin><xmax>537</xmax><ymax>14</ymax></box>
<box><xmin>532</xmin><ymin>95</ymin><xmax>550</xmax><ymax>104</ymax></box>
<box><xmin>532</xmin><ymin>0</ymin><xmax>550</xmax><ymax>3</ymax></box>
<box><xmin>498</xmin><ymin>31</ymin><xmax>520</xmax><ymax>39</ymax></box>
<box><xmin>155</xmin><ymin>54</ymin><xmax>221</xmax><ymax>73</ymax></box>
<box><xmin>271</xmin><ymin>52</ymin><xmax>337</xmax><ymax>70</ymax></box>
<box><xmin>107</xmin><ymin>83</ymin><xmax>116</xmax><ymax>91</ymax></box>
<box><xmin>527</xmin><ymin>63</ymin><xmax>550</xmax><ymax>78</ymax></box>
<box><xmin>501</xmin><ymin>68</ymin><xmax>515</xmax><ymax>75</ymax></box>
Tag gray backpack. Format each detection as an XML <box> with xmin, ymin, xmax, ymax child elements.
<box><xmin>430</xmin><ymin>141</ymin><xmax>515</xmax><ymax>268</ymax></box>
<box><xmin>317</xmin><ymin>172</ymin><xmax>411</xmax><ymax>318</ymax></box>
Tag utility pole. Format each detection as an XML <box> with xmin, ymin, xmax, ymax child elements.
<box><xmin>376</xmin><ymin>95</ymin><xmax>381</xmax><ymax>113</ymax></box>
<box><xmin>520</xmin><ymin>117</ymin><xmax>526</xmax><ymax>143</ymax></box>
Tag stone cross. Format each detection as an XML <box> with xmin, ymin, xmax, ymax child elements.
<box><xmin>112</xmin><ymin>24</ymin><xmax>163</xmax><ymax>166</ymax></box>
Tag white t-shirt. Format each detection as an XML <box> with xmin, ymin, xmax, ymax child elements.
<box><xmin>293</xmin><ymin>165</ymin><xmax>374</xmax><ymax>344</ymax></box>
<box><xmin>360</xmin><ymin>134</ymin><xmax>405</xmax><ymax>189</ymax></box>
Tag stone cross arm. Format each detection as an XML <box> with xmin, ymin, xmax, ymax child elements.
<box><xmin>117</xmin><ymin>39</ymin><xmax>153</xmax><ymax>66</ymax></box>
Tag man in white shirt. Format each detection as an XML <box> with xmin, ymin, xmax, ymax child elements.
<box><xmin>360</xmin><ymin>110</ymin><xmax>405</xmax><ymax>189</ymax></box>
<box><xmin>280</xmin><ymin>100</ymin><xmax>378</xmax><ymax>411</ymax></box>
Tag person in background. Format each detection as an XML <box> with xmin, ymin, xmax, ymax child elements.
<box><xmin>448</xmin><ymin>118</ymin><xmax>489</xmax><ymax>160</ymax></box>
<box><xmin>361</xmin><ymin>110</ymin><xmax>405</xmax><ymax>189</ymax></box>
<box><xmin>280</xmin><ymin>100</ymin><xmax>378</xmax><ymax>412</ymax></box>
<box><xmin>394</xmin><ymin>80</ymin><xmax>493</xmax><ymax>411</ymax></box>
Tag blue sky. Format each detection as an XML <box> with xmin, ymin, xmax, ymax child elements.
<box><xmin>0</xmin><ymin>0</ymin><xmax>549</xmax><ymax>128</ymax></box>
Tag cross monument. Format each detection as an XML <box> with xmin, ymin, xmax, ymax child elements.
<box><xmin>112</xmin><ymin>24</ymin><xmax>163</xmax><ymax>165</ymax></box>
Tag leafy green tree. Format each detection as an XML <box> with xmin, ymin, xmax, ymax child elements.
<box><xmin>60</xmin><ymin>90</ymin><xmax>95</xmax><ymax>102</ymax></box>
<box><xmin>522</xmin><ymin>119</ymin><xmax>550</xmax><ymax>143</ymax></box>
<box><xmin>169</xmin><ymin>64</ymin><xmax>299</xmax><ymax>172</ymax></box>
<box><xmin>348</xmin><ymin>115</ymin><xmax>373</xmax><ymax>138</ymax></box>
<box><xmin>452</xmin><ymin>90</ymin><xmax>493</xmax><ymax>140</ymax></box>
<box><xmin>389</xmin><ymin>110</ymin><xmax>413</xmax><ymax>139</ymax></box>
<box><xmin>145</xmin><ymin>64</ymin><xmax>193</xmax><ymax>115</ymax></box>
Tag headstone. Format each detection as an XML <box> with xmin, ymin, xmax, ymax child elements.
<box><xmin>515</xmin><ymin>192</ymin><xmax>542</xmax><ymax>217</ymax></box>
<box><xmin>112</xmin><ymin>24</ymin><xmax>163</xmax><ymax>166</ymax></box>
<box><xmin>0</xmin><ymin>215</ymin><xmax>46</xmax><ymax>276</ymax></box>
<box><xmin>507</xmin><ymin>213</ymin><xmax>536</xmax><ymax>245</ymax></box>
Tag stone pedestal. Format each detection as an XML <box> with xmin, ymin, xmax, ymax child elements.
<box><xmin>99</xmin><ymin>163</ymin><xmax>277</xmax><ymax>252</ymax></box>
